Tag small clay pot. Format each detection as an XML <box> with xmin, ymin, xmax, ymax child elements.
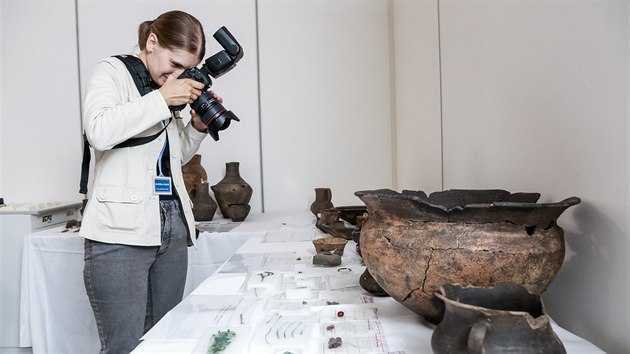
<box><xmin>228</xmin><ymin>204</ymin><xmax>251</xmax><ymax>222</ymax></box>
<box><xmin>359</xmin><ymin>268</ymin><xmax>389</xmax><ymax>297</ymax></box>
<box><xmin>312</xmin><ymin>237</ymin><xmax>348</xmax><ymax>256</ymax></box>
<box><xmin>316</xmin><ymin>209</ymin><xmax>340</xmax><ymax>232</ymax></box>
<box><xmin>310</xmin><ymin>187</ymin><xmax>334</xmax><ymax>219</ymax></box>
<box><xmin>190</xmin><ymin>182</ymin><xmax>217</xmax><ymax>221</ymax></box>
<box><xmin>319</xmin><ymin>209</ymin><xmax>340</xmax><ymax>224</ymax></box>
<box><xmin>211</xmin><ymin>162</ymin><xmax>253</xmax><ymax>218</ymax></box>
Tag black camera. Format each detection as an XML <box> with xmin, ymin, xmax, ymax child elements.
<box><xmin>170</xmin><ymin>26</ymin><xmax>243</xmax><ymax>141</ymax></box>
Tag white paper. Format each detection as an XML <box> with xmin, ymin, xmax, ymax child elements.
<box><xmin>316</xmin><ymin>306</ymin><xmax>379</xmax><ymax>322</ymax></box>
<box><xmin>248</xmin><ymin>312</ymin><xmax>317</xmax><ymax>352</ymax></box>
<box><xmin>230</xmin><ymin>298</ymin><xmax>268</xmax><ymax>326</ymax></box>
<box><xmin>133</xmin><ymin>339</ymin><xmax>197</xmax><ymax>353</ymax></box>
<box><xmin>264</xmin><ymin>229</ymin><xmax>317</xmax><ymax>243</ymax></box>
<box><xmin>219</xmin><ymin>253</ymin><xmax>267</xmax><ymax>273</ymax></box>
<box><xmin>319</xmin><ymin>319</ymin><xmax>383</xmax><ymax>337</ymax></box>
<box><xmin>191</xmin><ymin>273</ymin><xmax>247</xmax><ymax>296</ymax></box>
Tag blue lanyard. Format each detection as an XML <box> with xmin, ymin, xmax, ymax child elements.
<box><xmin>157</xmin><ymin>139</ymin><xmax>167</xmax><ymax>177</ymax></box>
<box><xmin>157</xmin><ymin>119</ymin><xmax>172</xmax><ymax>177</ymax></box>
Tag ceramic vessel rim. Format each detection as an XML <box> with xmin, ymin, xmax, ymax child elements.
<box><xmin>355</xmin><ymin>189</ymin><xmax>580</xmax><ymax>210</ymax></box>
<box><xmin>312</xmin><ymin>237</ymin><xmax>348</xmax><ymax>245</ymax></box>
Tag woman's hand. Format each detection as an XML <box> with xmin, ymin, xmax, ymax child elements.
<box><xmin>190</xmin><ymin>109</ymin><xmax>208</xmax><ymax>132</ymax></box>
<box><xmin>190</xmin><ymin>91</ymin><xmax>224</xmax><ymax>133</ymax></box>
<box><xmin>158</xmin><ymin>74</ymin><xmax>205</xmax><ymax>106</ymax></box>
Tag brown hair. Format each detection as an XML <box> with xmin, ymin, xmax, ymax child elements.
<box><xmin>138</xmin><ymin>10</ymin><xmax>206</xmax><ymax>62</ymax></box>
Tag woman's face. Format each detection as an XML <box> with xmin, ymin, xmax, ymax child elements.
<box><xmin>143</xmin><ymin>33</ymin><xmax>200</xmax><ymax>86</ymax></box>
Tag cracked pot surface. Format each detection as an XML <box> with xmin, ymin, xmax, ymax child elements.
<box><xmin>354</xmin><ymin>189</ymin><xmax>580</xmax><ymax>324</ymax></box>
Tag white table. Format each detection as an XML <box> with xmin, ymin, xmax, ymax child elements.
<box><xmin>132</xmin><ymin>213</ymin><xmax>605</xmax><ymax>354</ymax></box>
<box><xmin>18</xmin><ymin>213</ymin><xmax>276</xmax><ymax>354</ymax></box>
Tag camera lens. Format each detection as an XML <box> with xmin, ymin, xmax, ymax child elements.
<box><xmin>190</xmin><ymin>91</ymin><xmax>240</xmax><ymax>141</ymax></box>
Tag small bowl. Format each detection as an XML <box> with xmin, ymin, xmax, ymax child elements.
<box><xmin>312</xmin><ymin>237</ymin><xmax>348</xmax><ymax>256</ymax></box>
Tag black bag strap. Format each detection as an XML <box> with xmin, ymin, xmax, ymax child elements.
<box><xmin>79</xmin><ymin>55</ymin><xmax>166</xmax><ymax>194</ymax></box>
<box><xmin>114</xmin><ymin>54</ymin><xmax>157</xmax><ymax>96</ymax></box>
<box><xmin>79</xmin><ymin>136</ymin><xmax>92</xmax><ymax>194</ymax></box>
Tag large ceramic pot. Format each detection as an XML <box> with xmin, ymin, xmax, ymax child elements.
<box><xmin>354</xmin><ymin>189</ymin><xmax>580</xmax><ymax>324</ymax></box>
<box><xmin>431</xmin><ymin>284</ymin><xmax>566</xmax><ymax>354</ymax></box>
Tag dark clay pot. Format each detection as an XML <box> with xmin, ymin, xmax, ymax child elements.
<box><xmin>316</xmin><ymin>208</ymin><xmax>339</xmax><ymax>232</ymax></box>
<box><xmin>310</xmin><ymin>187</ymin><xmax>334</xmax><ymax>219</ymax></box>
<box><xmin>190</xmin><ymin>182</ymin><xmax>217</xmax><ymax>221</ymax></box>
<box><xmin>431</xmin><ymin>284</ymin><xmax>566</xmax><ymax>354</ymax></box>
<box><xmin>211</xmin><ymin>162</ymin><xmax>253</xmax><ymax>219</ymax></box>
<box><xmin>181</xmin><ymin>154</ymin><xmax>208</xmax><ymax>198</ymax></box>
<box><xmin>354</xmin><ymin>189</ymin><xmax>580</xmax><ymax>324</ymax></box>
<box><xmin>228</xmin><ymin>204</ymin><xmax>251</xmax><ymax>222</ymax></box>
<box><xmin>359</xmin><ymin>268</ymin><xmax>389</xmax><ymax>297</ymax></box>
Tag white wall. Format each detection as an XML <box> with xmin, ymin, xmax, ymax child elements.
<box><xmin>258</xmin><ymin>0</ymin><xmax>394</xmax><ymax>211</ymax></box>
<box><xmin>434</xmin><ymin>1</ymin><xmax>628</xmax><ymax>352</ymax></box>
<box><xmin>1</xmin><ymin>0</ymin><xmax>82</xmax><ymax>204</ymax></box>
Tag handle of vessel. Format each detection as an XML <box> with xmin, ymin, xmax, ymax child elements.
<box><xmin>467</xmin><ymin>317</ymin><xmax>489</xmax><ymax>354</ymax></box>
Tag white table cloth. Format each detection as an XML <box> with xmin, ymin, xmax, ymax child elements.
<box><xmin>18</xmin><ymin>214</ymin><xmax>271</xmax><ymax>354</ymax></box>
<box><xmin>132</xmin><ymin>214</ymin><xmax>605</xmax><ymax>354</ymax></box>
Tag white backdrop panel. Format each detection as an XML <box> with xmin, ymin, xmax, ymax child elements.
<box><xmin>258</xmin><ymin>0</ymin><xmax>394</xmax><ymax>212</ymax></box>
<box><xmin>1</xmin><ymin>0</ymin><xmax>82</xmax><ymax>204</ymax></box>
<box><xmin>76</xmin><ymin>0</ymin><xmax>262</xmax><ymax>214</ymax></box>
<box><xmin>0</xmin><ymin>1</ymin><xmax>4</xmax><ymax>198</ymax></box>
<box><xmin>391</xmin><ymin>0</ymin><xmax>442</xmax><ymax>193</ymax></box>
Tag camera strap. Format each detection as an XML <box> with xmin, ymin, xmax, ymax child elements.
<box><xmin>79</xmin><ymin>55</ymin><xmax>167</xmax><ymax>194</ymax></box>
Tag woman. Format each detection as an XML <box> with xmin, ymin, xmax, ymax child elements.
<box><xmin>80</xmin><ymin>10</ymin><xmax>216</xmax><ymax>353</ymax></box>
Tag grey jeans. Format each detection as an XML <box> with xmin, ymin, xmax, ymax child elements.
<box><xmin>83</xmin><ymin>199</ymin><xmax>189</xmax><ymax>354</ymax></box>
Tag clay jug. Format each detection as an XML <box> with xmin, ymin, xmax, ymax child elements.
<box><xmin>211</xmin><ymin>162</ymin><xmax>253</xmax><ymax>218</ymax></box>
<box><xmin>431</xmin><ymin>284</ymin><xmax>566</xmax><ymax>354</ymax></box>
<box><xmin>190</xmin><ymin>182</ymin><xmax>217</xmax><ymax>221</ymax></box>
<box><xmin>181</xmin><ymin>154</ymin><xmax>208</xmax><ymax>198</ymax></box>
<box><xmin>310</xmin><ymin>187</ymin><xmax>333</xmax><ymax>219</ymax></box>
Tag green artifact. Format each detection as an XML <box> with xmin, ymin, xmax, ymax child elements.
<box><xmin>207</xmin><ymin>329</ymin><xmax>236</xmax><ymax>354</ymax></box>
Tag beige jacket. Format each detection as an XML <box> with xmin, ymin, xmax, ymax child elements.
<box><xmin>79</xmin><ymin>56</ymin><xmax>206</xmax><ymax>246</ymax></box>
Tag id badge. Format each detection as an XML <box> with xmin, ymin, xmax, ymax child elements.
<box><xmin>153</xmin><ymin>176</ymin><xmax>172</xmax><ymax>195</ymax></box>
